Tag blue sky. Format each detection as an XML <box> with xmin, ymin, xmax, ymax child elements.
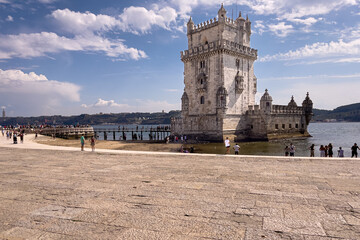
<box><xmin>0</xmin><ymin>0</ymin><xmax>359</xmax><ymax>117</ymax></box>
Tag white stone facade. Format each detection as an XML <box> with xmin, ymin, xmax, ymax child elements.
<box><xmin>172</xmin><ymin>5</ymin><xmax>313</xmax><ymax>142</ymax></box>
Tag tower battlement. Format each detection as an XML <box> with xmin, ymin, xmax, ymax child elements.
<box><xmin>181</xmin><ymin>39</ymin><xmax>257</xmax><ymax>61</ymax></box>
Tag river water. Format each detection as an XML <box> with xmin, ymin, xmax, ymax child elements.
<box><xmin>94</xmin><ymin>122</ymin><xmax>360</xmax><ymax>157</ymax></box>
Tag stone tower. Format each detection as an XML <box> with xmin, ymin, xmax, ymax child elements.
<box><xmin>176</xmin><ymin>4</ymin><xmax>258</xmax><ymax>141</ymax></box>
<box><xmin>2</xmin><ymin>107</ymin><xmax>5</xmax><ymax>119</ymax></box>
<box><xmin>171</xmin><ymin>5</ymin><xmax>312</xmax><ymax>142</ymax></box>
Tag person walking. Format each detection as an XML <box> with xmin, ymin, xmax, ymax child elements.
<box><xmin>338</xmin><ymin>147</ymin><xmax>344</xmax><ymax>157</ymax></box>
<box><xmin>351</xmin><ymin>143</ymin><xmax>360</xmax><ymax>158</ymax></box>
<box><xmin>224</xmin><ymin>137</ymin><xmax>231</xmax><ymax>154</ymax></box>
<box><xmin>90</xmin><ymin>136</ymin><xmax>96</xmax><ymax>152</ymax></box>
<box><xmin>309</xmin><ymin>144</ymin><xmax>315</xmax><ymax>157</ymax></box>
<box><xmin>19</xmin><ymin>132</ymin><xmax>24</xmax><ymax>143</ymax></box>
<box><xmin>80</xmin><ymin>134</ymin><xmax>85</xmax><ymax>151</ymax></box>
<box><xmin>233</xmin><ymin>143</ymin><xmax>240</xmax><ymax>155</ymax></box>
<box><xmin>289</xmin><ymin>143</ymin><xmax>296</xmax><ymax>157</ymax></box>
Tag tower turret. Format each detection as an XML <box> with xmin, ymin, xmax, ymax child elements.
<box><xmin>302</xmin><ymin>92</ymin><xmax>313</xmax><ymax>125</ymax></box>
<box><xmin>218</xmin><ymin>3</ymin><xmax>227</xmax><ymax>22</ymax></box>
<box><xmin>288</xmin><ymin>96</ymin><xmax>297</xmax><ymax>108</ymax></box>
<box><xmin>260</xmin><ymin>89</ymin><xmax>273</xmax><ymax>114</ymax></box>
<box><xmin>245</xmin><ymin>15</ymin><xmax>251</xmax><ymax>35</ymax></box>
<box><xmin>187</xmin><ymin>17</ymin><xmax>194</xmax><ymax>35</ymax></box>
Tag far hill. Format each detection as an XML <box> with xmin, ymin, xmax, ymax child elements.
<box><xmin>1</xmin><ymin>111</ymin><xmax>181</xmax><ymax>126</ymax></box>
<box><xmin>2</xmin><ymin>102</ymin><xmax>360</xmax><ymax>126</ymax></box>
<box><xmin>313</xmin><ymin>103</ymin><xmax>360</xmax><ymax>122</ymax></box>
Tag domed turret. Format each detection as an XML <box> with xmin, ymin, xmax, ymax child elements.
<box><xmin>288</xmin><ymin>96</ymin><xmax>297</xmax><ymax>108</ymax></box>
<box><xmin>260</xmin><ymin>89</ymin><xmax>272</xmax><ymax>102</ymax></box>
<box><xmin>236</xmin><ymin>11</ymin><xmax>245</xmax><ymax>22</ymax></box>
<box><xmin>260</xmin><ymin>89</ymin><xmax>272</xmax><ymax>113</ymax></box>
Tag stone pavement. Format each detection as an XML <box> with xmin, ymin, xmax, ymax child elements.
<box><xmin>1</xmin><ymin>138</ymin><xmax>360</xmax><ymax>239</ymax></box>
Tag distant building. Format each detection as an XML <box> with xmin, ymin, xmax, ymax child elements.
<box><xmin>2</xmin><ymin>108</ymin><xmax>5</xmax><ymax>119</ymax></box>
<box><xmin>171</xmin><ymin>5</ymin><xmax>313</xmax><ymax>142</ymax></box>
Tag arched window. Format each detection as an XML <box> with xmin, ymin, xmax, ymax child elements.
<box><xmin>200</xmin><ymin>96</ymin><xmax>205</xmax><ymax>104</ymax></box>
<box><xmin>181</xmin><ymin>92</ymin><xmax>189</xmax><ymax>112</ymax></box>
<box><xmin>217</xmin><ymin>87</ymin><xmax>227</xmax><ymax>108</ymax></box>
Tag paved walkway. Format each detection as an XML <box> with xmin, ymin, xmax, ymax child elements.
<box><xmin>0</xmin><ymin>134</ymin><xmax>360</xmax><ymax>239</ymax></box>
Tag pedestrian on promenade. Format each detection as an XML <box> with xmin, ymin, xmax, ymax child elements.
<box><xmin>80</xmin><ymin>134</ymin><xmax>85</xmax><ymax>151</ymax></box>
<box><xmin>328</xmin><ymin>143</ymin><xmax>333</xmax><ymax>157</ymax></box>
<box><xmin>284</xmin><ymin>145</ymin><xmax>290</xmax><ymax>156</ymax></box>
<box><xmin>319</xmin><ymin>145</ymin><xmax>326</xmax><ymax>157</ymax></box>
<box><xmin>224</xmin><ymin>137</ymin><xmax>230</xmax><ymax>154</ymax></box>
<box><xmin>351</xmin><ymin>143</ymin><xmax>360</xmax><ymax>158</ymax></box>
<box><xmin>324</xmin><ymin>145</ymin><xmax>328</xmax><ymax>157</ymax></box>
<box><xmin>338</xmin><ymin>147</ymin><xmax>344</xmax><ymax>157</ymax></box>
<box><xmin>233</xmin><ymin>143</ymin><xmax>240</xmax><ymax>155</ymax></box>
<box><xmin>13</xmin><ymin>133</ymin><xmax>17</xmax><ymax>144</ymax></box>
<box><xmin>289</xmin><ymin>143</ymin><xmax>296</xmax><ymax>157</ymax></box>
<box><xmin>90</xmin><ymin>136</ymin><xmax>96</xmax><ymax>152</ymax></box>
<box><xmin>19</xmin><ymin>133</ymin><xmax>24</xmax><ymax>143</ymax></box>
<box><xmin>309</xmin><ymin>144</ymin><xmax>315</xmax><ymax>157</ymax></box>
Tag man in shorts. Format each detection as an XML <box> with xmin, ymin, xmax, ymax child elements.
<box><xmin>233</xmin><ymin>143</ymin><xmax>240</xmax><ymax>155</ymax></box>
<box><xmin>289</xmin><ymin>143</ymin><xmax>296</xmax><ymax>157</ymax></box>
<box><xmin>224</xmin><ymin>137</ymin><xmax>230</xmax><ymax>154</ymax></box>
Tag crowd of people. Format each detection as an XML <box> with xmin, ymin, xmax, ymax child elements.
<box><xmin>307</xmin><ymin>143</ymin><xmax>359</xmax><ymax>158</ymax></box>
<box><xmin>1</xmin><ymin>128</ymin><xmax>25</xmax><ymax>144</ymax></box>
<box><xmin>223</xmin><ymin>137</ymin><xmax>360</xmax><ymax>158</ymax></box>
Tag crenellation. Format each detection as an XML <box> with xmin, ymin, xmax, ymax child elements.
<box><xmin>181</xmin><ymin>39</ymin><xmax>257</xmax><ymax>61</ymax></box>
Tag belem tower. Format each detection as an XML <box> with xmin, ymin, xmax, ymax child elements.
<box><xmin>171</xmin><ymin>4</ymin><xmax>313</xmax><ymax>142</ymax></box>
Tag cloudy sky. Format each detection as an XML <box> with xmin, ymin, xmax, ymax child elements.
<box><xmin>0</xmin><ymin>0</ymin><xmax>359</xmax><ymax>117</ymax></box>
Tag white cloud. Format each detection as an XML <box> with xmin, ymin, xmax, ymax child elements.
<box><xmin>268</xmin><ymin>22</ymin><xmax>294</xmax><ymax>37</ymax></box>
<box><xmin>0</xmin><ymin>32</ymin><xmax>147</xmax><ymax>60</ymax></box>
<box><xmin>6</xmin><ymin>15</ymin><xmax>13</xmax><ymax>22</ymax></box>
<box><xmin>51</xmin><ymin>7</ymin><xmax>178</xmax><ymax>36</ymax></box>
<box><xmin>171</xmin><ymin>0</ymin><xmax>359</xmax><ymax>21</ymax></box>
<box><xmin>0</xmin><ymin>69</ymin><xmax>81</xmax><ymax>116</ymax></box>
<box><xmin>38</xmin><ymin>0</ymin><xmax>57</xmax><ymax>3</ymax></box>
<box><xmin>0</xmin><ymin>0</ymin><xmax>10</xmax><ymax>3</ymax></box>
<box><xmin>119</xmin><ymin>6</ymin><xmax>177</xmax><ymax>34</ymax></box>
<box><xmin>289</xmin><ymin>17</ymin><xmax>320</xmax><ymax>26</ymax></box>
<box><xmin>0</xmin><ymin>7</ymin><xmax>179</xmax><ymax>60</ymax></box>
<box><xmin>95</xmin><ymin>98</ymin><xmax>128</xmax><ymax>108</ymax></box>
<box><xmin>164</xmin><ymin>89</ymin><xmax>180</xmax><ymax>92</ymax></box>
<box><xmin>51</xmin><ymin>9</ymin><xmax>120</xmax><ymax>36</ymax></box>
<box><xmin>254</xmin><ymin>20</ymin><xmax>266</xmax><ymax>35</ymax></box>
<box><xmin>260</xmin><ymin>38</ymin><xmax>360</xmax><ymax>62</ymax></box>
<box><xmin>81</xmin><ymin>98</ymin><xmax>179</xmax><ymax>113</ymax></box>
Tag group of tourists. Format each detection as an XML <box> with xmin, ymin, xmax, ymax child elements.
<box><xmin>2</xmin><ymin>128</ymin><xmax>25</xmax><ymax>144</ymax></box>
<box><xmin>80</xmin><ymin>135</ymin><xmax>96</xmax><ymax>152</ymax></box>
<box><xmin>309</xmin><ymin>143</ymin><xmax>360</xmax><ymax>158</ymax></box>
